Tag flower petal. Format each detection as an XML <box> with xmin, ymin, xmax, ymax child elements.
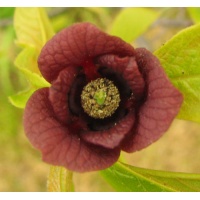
<box><xmin>23</xmin><ymin>88</ymin><xmax>120</xmax><ymax>172</ymax></box>
<box><xmin>38</xmin><ymin>22</ymin><xmax>134</xmax><ymax>83</ymax></box>
<box><xmin>80</xmin><ymin>111</ymin><xmax>135</xmax><ymax>149</ymax></box>
<box><xmin>49</xmin><ymin>66</ymin><xmax>78</xmax><ymax>124</ymax></box>
<box><xmin>122</xmin><ymin>48</ymin><xmax>183</xmax><ymax>152</ymax></box>
<box><xmin>96</xmin><ymin>54</ymin><xmax>145</xmax><ymax>99</ymax></box>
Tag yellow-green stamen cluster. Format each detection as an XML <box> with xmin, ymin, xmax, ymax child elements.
<box><xmin>81</xmin><ymin>78</ymin><xmax>120</xmax><ymax>119</ymax></box>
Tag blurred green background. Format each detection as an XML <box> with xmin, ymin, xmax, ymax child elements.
<box><xmin>1</xmin><ymin>7</ymin><xmax>200</xmax><ymax>192</ymax></box>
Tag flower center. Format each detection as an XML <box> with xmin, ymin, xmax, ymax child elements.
<box><xmin>81</xmin><ymin>78</ymin><xmax>120</xmax><ymax>119</ymax></box>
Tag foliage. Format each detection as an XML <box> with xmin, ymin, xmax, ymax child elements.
<box><xmin>155</xmin><ymin>24</ymin><xmax>200</xmax><ymax>123</ymax></box>
<box><xmin>9</xmin><ymin>8</ymin><xmax>52</xmax><ymax>108</ymax></box>
<box><xmin>101</xmin><ymin>162</ymin><xmax>200</xmax><ymax>192</ymax></box>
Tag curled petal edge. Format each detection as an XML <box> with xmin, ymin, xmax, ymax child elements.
<box><xmin>122</xmin><ymin>48</ymin><xmax>183</xmax><ymax>152</ymax></box>
<box><xmin>38</xmin><ymin>22</ymin><xmax>135</xmax><ymax>83</ymax></box>
<box><xmin>23</xmin><ymin>88</ymin><xmax>120</xmax><ymax>172</ymax></box>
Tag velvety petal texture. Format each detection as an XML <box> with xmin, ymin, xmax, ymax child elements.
<box><xmin>38</xmin><ymin>23</ymin><xmax>135</xmax><ymax>83</ymax></box>
<box><xmin>96</xmin><ymin>55</ymin><xmax>145</xmax><ymax>99</ymax></box>
<box><xmin>23</xmin><ymin>22</ymin><xmax>183</xmax><ymax>172</ymax></box>
<box><xmin>24</xmin><ymin>88</ymin><xmax>120</xmax><ymax>172</ymax></box>
<box><xmin>121</xmin><ymin>48</ymin><xmax>183</xmax><ymax>152</ymax></box>
<box><xmin>49</xmin><ymin>66</ymin><xmax>78</xmax><ymax>124</ymax></box>
<box><xmin>80</xmin><ymin>112</ymin><xmax>135</xmax><ymax>149</ymax></box>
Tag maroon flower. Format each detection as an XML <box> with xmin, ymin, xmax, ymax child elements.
<box><xmin>23</xmin><ymin>23</ymin><xmax>183</xmax><ymax>172</ymax></box>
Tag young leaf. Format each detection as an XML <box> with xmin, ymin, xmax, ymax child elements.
<box><xmin>187</xmin><ymin>8</ymin><xmax>200</xmax><ymax>24</ymax></box>
<box><xmin>11</xmin><ymin>51</ymin><xmax>50</xmax><ymax>108</ymax></box>
<box><xmin>47</xmin><ymin>166</ymin><xmax>74</xmax><ymax>192</ymax></box>
<box><xmin>101</xmin><ymin>162</ymin><xmax>200</xmax><ymax>192</ymax></box>
<box><xmin>14</xmin><ymin>8</ymin><xmax>54</xmax><ymax>49</ymax></box>
<box><xmin>154</xmin><ymin>24</ymin><xmax>200</xmax><ymax>123</ymax></box>
<box><xmin>14</xmin><ymin>47</ymin><xmax>50</xmax><ymax>89</ymax></box>
<box><xmin>109</xmin><ymin>8</ymin><xmax>158</xmax><ymax>43</ymax></box>
<box><xmin>18</xmin><ymin>68</ymin><xmax>50</xmax><ymax>89</ymax></box>
<box><xmin>11</xmin><ymin>8</ymin><xmax>52</xmax><ymax>109</ymax></box>
<box><xmin>8</xmin><ymin>88</ymin><xmax>36</xmax><ymax>109</ymax></box>
<box><xmin>14</xmin><ymin>46</ymin><xmax>41</xmax><ymax>74</ymax></box>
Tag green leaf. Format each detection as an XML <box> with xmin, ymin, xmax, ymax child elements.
<box><xmin>187</xmin><ymin>8</ymin><xmax>200</xmax><ymax>24</ymax></box>
<box><xmin>109</xmin><ymin>8</ymin><xmax>158</xmax><ymax>43</ymax></box>
<box><xmin>11</xmin><ymin>48</ymin><xmax>50</xmax><ymax>109</ymax></box>
<box><xmin>11</xmin><ymin>49</ymin><xmax>50</xmax><ymax>108</ymax></box>
<box><xmin>8</xmin><ymin>88</ymin><xmax>35</xmax><ymax>108</ymax></box>
<box><xmin>18</xmin><ymin>68</ymin><xmax>50</xmax><ymax>89</ymax></box>
<box><xmin>154</xmin><ymin>24</ymin><xmax>200</xmax><ymax>123</ymax></box>
<box><xmin>15</xmin><ymin>46</ymin><xmax>41</xmax><ymax>74</ymax></box>
<box><xmin>14</xmin><ymin>46</ymin><xmax>50</xmax><ymax>89</ymax></box>
<box><xmin>47</xmin><ymin>166</ymin><xmax>74</xmax><ymax>192</ymax></box>
<box><xmin>13</xmin><ymin>7</ymin><xmax>54</xmax><ymax>77</ymax></box>
<box><xmin>12</xmin><ymin>8</ymin><xmax>53</xmax><ymax>109</ymax></box>
<box><xmin>14</xmin><ymin>8</ymin><xmax>54</xmax><ymax>49</ymax></box>
<box><xmin>101</xmin><ymin>162</ymin><xmax>200</xmax><ymax>192</ymax></box>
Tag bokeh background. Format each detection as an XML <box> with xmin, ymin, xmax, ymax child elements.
<box><xmin>1</xmin><ymin>7</ymin><xmax>200</xmax><ymax>192</ymax></box>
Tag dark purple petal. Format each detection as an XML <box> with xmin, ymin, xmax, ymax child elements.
<box><xmin>97</xmin><ymin>54</ymin><xmax>145</xmax><ymax>99</ymax></box>
<box><xmin>49</xmin><ymin>66</ymin><xmax>78</xmax><ymax>124</ymax></box>
<box><xmin>80</xmin><ymin>111</ymin><xmax>135</xmax><ymax>149</ymax></box>
<box><xmin>23</xmin><ymin>88</ymin><xmax>120</xmax><ymax>172</ymax></box>
<box><xmin>122</xmin><ymin>48</ymin><xmax>183</xmax><ymax>152</ymax></box>
<box><xmin>38</xmin><ymin>23</ymin><xmax>135</xmax><ymax>83</ymax></box>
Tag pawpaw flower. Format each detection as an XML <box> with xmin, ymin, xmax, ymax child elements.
<box><xmin>23</xmin><ymin>23</ymin><xmax>183</xmax><ymax>172</ymax></box>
